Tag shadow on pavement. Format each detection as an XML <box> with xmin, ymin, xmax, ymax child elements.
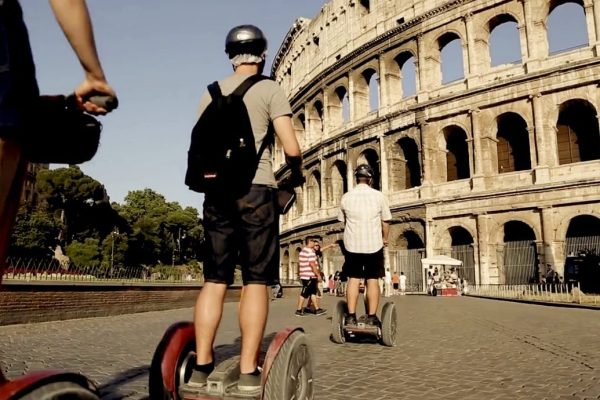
<box><xmin>98</xmin><ymin>364</ymin><xmax>149</xmax><ymax>399</ymax></box>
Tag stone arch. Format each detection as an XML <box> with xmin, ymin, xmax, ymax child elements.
<box><xmin>501</xmin><ymin>220</ymin><xmax>538</xmax><ymax>284</ymax></box>
<box><xmin>394</xmin><ymin>51</ymin><xmax>417</xmax><ymax>99</ymax></box>
<box><xmin>556</xmin><ymin>99</ymin><xmax>600</xmax><ymax>164</ymax></box>
<box><xmin>555</xmin><ymin>209</ymin><xmax>600</xmax><ymax>242</ymax></box>
<box><xmin>308</xmin><ymin>100</ymin><xmax>324</xmax><ymax>140</ymax></box>
<box><xmin>443</xmin><ymin>125</ymin><xmax>471</xmax><ymax>181</ymax></box>
<box><xmin>331</xmin><ymin>85</ymin><xmax>350</xmax><ymax>125</ymax></box>
<box><xmin>495</xmin><ymin>112</ymin><xmax>531</xmax><ymax>173</ymax></box>
<box><xmin>364</xmin><ymin>68</ymin><xmax>380</xmax><ymax>112</ymax></box>
<box><xmin>356</xmin><ymin>147</ymin><xmax>381</xmax><ymax>190</ymax></box>
<box><xmin>396</xmin><ymin>230</ymin><xmax>425</xmax><ymax>249</ymax></box>
<box><xmin>307</xmin><ymin>170</ymin><xmax>321</xmax><ymax>211</ymax></box>
<box><xmin>293</xmin><ymin>112</ymin><xmax>306</xmax><ymax>146</ymax></box>
<box><xmin>488</xmin><ymin>14</ymin><xmax>522</xmax><ymax>67</ymax></box>
<box><xmin>328</xmin><ymin>160</ymin><xmax>347</xmax><ymax>206</ymax></box>
<box><xmin>564</xmin><ymin>215</ymin><xmax>600</xmax><ymax>292</ymax></box>
<box><xmin>504</xmin><ymin>220</ymin><xmax>537</xmax><ymax>242</ymax></box>
<box><xmin>547</xmin><ymin>1</ymin><xmax>588</xmax><ymax>55</ymax></box>
<box><xmin>390</xmin><ymin>136</ymin><xmax>421</xmax><ymax>191</ymax></box>
<box><xmin>438</xmin><ymin>31</ymin><xmax>465</xmax><ymax>84</ymax></box>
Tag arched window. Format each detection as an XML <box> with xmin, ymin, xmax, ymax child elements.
<box><xmin>556</xmin><ymin>100</ymin><xmax>600</xmax><ymax>164</ymax></box>
<box><xmin>364</xmin><ymin>70</ymin><xmax>380</xmax><ymax>112</ymax></box>
<box><xmin>399</xmin><ymin>137</ymin><xmax>421</xmax><ymax>188</ymax></box>
<box><xmin>394</xmin><ymin>52</ymin><xmax>417</xmax><ymax>98</ymax></box>
<box><xmin>548</xmin><ymin>2</ymin><xmax>588</xmax><ymax>54</ymax></box>
<box><xmin>335</xmin><ymin>86</ymin><xmax>350</xmax><ymax>124</ymax></box>
<box><xmin>496</xmin><ymin>113</ymin><xmax>531</xmax><ymax>173</ymax></box>
<box><xmin>488</xmin><ymin>15</ymin><xmax>521</xmax><ymax>66</ymax></box>
<box><xmin>444</xmin><ymin>126</ymin><xmax>470</xmax><ymax>181</ymax></box>
<box><xmin>439</xmin><ymin>33</ymin><xmax>464</xmax><ymax>84</ymax></box>
<box><xmin>307</xmin><ymin>171</ymin><xmax>321</xmax><ymax>211</ymax></box>
<box><xmin>329</xmin><ymin>161</ymin><xmax>347</xmax><ymax>206</ymax></box>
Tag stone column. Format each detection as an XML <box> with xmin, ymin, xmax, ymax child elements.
<box><xmin>531</xmin><ymin>93</ymin><xmax>550</xmax><ymax>183</ymax></box>
<box><xmin>470</xmin><ymin>109</ymin><xmax>485</xmax><ymax>190</ymax></box>
<box><xmin>348</xmin><ymin>72</ymin><xmax>357</xmax><ymax>123</ymax></box>
<box><xmin>416</xmin><ymin>34</ymin><xmax>429</xmax><ymax>102</ymax></box>
<box><xmin>378</xmin><ymin>55</ymin><xmax>390</xmax><ymax>110</ymax></box>
<box><xmin>320</xmin><ymin>156</ymin><xmax>328</xmax><ymax>209</ymax></box>
<box><xmin>517</xmin><ymin>0</ymin><xmax>532</xmax><ymax>62</ymax></box>
<box><xmin>583</xmin><ymin>0</ymin><xmax>598</xmax><ymax>51</ymax></box>
<box><xmin>463</xmin><ymin>13</ymin><xmax>478</xmax><ymax>87</ymax></box>
<box><xmin>475</xmin><ymin>213</ymin><xmax>491</xmax><ymax>284</ymax></box>
<box><xmin>539</xmin><ymin>207</ymin><xmax>561</xmax><ymax>276</ymax></box>
<box><xmin>520</xmin><ymin>0</ymin><xmax>546</xmax><ymax>70</ymax></box>
<box><xmin>379</xmin><ymin>135</ymin><xmax>390</xmax><ymax>194</ymax></box>
<box><xmin>303</xmin><ymin>103</ymin><xmax>311</xmax><ymax>146</ymax></box>
<box><xmin>418</xmin><ymin>120</ymin><xmax>434</xmax><ymax>198</ymax></box>
<box><xmin>346</xmin><ymin>147</ymin><xmax>355</xmax><ymax>191</ymax></box>
<box><xmin>321</xmin><ymin>88</ymin><xmax>330</xmax><ymax>136</ymax></box>
<box><xmin>594</xmin><ymin>0</ymin><xmax>600</xmax><ymax>53</ymax></box>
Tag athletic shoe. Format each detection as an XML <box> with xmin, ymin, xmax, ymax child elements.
<box><xmin>345</xmin><ymin>314</ymin><xmax>357</xmax><ymax>325</ymax></box>
<box><xmin>237</xmin><ymin>369</ymin><xmax>262</xmax><ymax>392</ymax></box>
<box><xmin>186</xmin><ymin>369</ymin><xmax>210</xmax><ymax>388</ymax></box>
<box><xmin>365</xmin><ymin>315</ymin><xmax>381</xmax><ymax>327</ymax></box>
<box><xmin>295</xmin><ymin>309</ymin><xmax>304</xmax><ymax>317</ymax></box>
<box><xmin>314</xmin><ymin>308</ymin><xmax>327</xmax><ymax>316</ymax></box>
<box><xmin>303</xmin><ymin>307</ymin><xmax>313</xmax><ymax>314</ymax></box>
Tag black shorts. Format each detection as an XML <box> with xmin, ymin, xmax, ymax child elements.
<box><xmin>300</xmin><ymin>278</ymin><xmax>318</xmax><ymax>298</ymax></box>
<box><xmin>393</xmin><ymin>283</ymin><xmax>399</xmax><ymax>290</ymax></box>
<box><xmin>342</xmin><ymin>248</ymin><xmax>385</xmax><ymax>280</ymax></box>
<box><xmin>202</xmin><ymin>185</ymin><xmax>278</xmax><ymax>285</ymax></box>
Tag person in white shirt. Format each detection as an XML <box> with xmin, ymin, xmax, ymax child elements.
<box><xmin>384</xmin><ymin>268</ymin><xmax>392</xmax><ymax>297</ymax></box>
<box><xmin>399</xmin><ymin>271</ymin><xmax>407</xmax><ymax>295</ymax></box>
<box><xmin>337</xmin><ymin>164</ymin><xmax>392</xmax><ymax>326</ymax></box>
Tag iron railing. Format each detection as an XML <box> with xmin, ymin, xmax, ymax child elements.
<box><xmin>468</xmin><ymin>283</ymin><xmax>600</xmax><ymax>305</ymax></box>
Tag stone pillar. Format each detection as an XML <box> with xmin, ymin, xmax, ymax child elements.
<box><xmin>470</xmin><ymin>109</ymin><xmax>486</xmax><ymax>190</ymax></box>
<box><xmin>520</xmin><ymin>0</ymin><xmax>546</xmax><ymax>70</ymax></box>
<box><xmin>539</xmin><ymin>207</ymin><xmax>561</xmax><ymax>276</ymax></box>
<box><xmin>320</xmin><ymin>156</ymin><xmax>328</xmax><ymax>209</ymax></box>
<box><xmin>475</xmin><ymin>213</ymin><xmax>491</xmax><ymax>284</ymax></box>
<box><xmin>322</xmin><ymin>88</ymin><xmax>330</xmax><ymax>136</ymax></box>
<box><xmin>416</xmin><ymin>34</ymin><xmax>429</xmax><ymax>102</ymax></box>
<box><xmin>378</xmin><ymin>55</ymin><xmax>390</xmax><ymax>110</ymax></box>
<box><xmin>517</xmin><ymin>0</ymin><xmax>532</xmax><ymax>62</ymax></box>
<box><xmin>594</xmin><ymin>0</ymin><xmax>600</xmax><ymax>53</ymax></box>
<box><xmin>463</xmin><ymin>13</ymin><xmax>478</xmax><ymax>87</ymax></box>
<box><xmin>583</xmin><ymin>0</ymin><xmax>598</xmax><ymax>51</ymax></box>
<box><xmin>348</xmin><ymin>72</ymin><xmax>357</xmax><ymax>123</ymax></box>
<box><xmin>531</xmin><ymin>93</ymin><xmax>550</xmax><ymax>183</ymax></box>
<box><xmin>303</xmin><ymin>103</ymin><xmax>311</xmax><ymax>146</ymax></box>
<box><xmin>379</xmin><ymin>135</ymin><xmax>390</xmax><ymax>194</ymax></box>
<box><xmin>347</xmin><ymin>148</ymin><xmax>355</xmax><ymax>191</ymax></box>
<box><xmin>419</xmin><ymin>120</ymin><xmax>434</xmax><ymax>198</ymax></box>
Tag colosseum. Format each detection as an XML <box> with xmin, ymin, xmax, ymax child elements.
<box><xmin>271</xmin><ymin>0</ymin><xmax>600</xmax><ymax>290</ymax></box>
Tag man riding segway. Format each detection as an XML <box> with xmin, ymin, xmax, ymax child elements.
<box><xmin>331</xmin><ymin>164</ymin><xmax>397</xmax><ymax>346</ymax></box>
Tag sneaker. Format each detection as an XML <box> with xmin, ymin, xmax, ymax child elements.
<box><xmin>295</xmin><ymin>309</ymin><xmax>304</xmax><ymax>317</ymax></box>
<box><xmin>303</xmin><ymin>307</ymin><xmax>313</xmax><ymax>314</ymax></box>
<box><xmin>237</xmin><ymin>369</ymin><xmax>262</xmax><ymax>392</ymax></box>
<box><xmin>365</xmin><ymin>315</ymin><xmax>381</xmax><ymax>327</ymax></box>
<box><xmin>186</xmin><ymin>369</ymin><xmax>210</xmax><ymax>388</ymax></box>
<box><xmin>345</xmin><ymin>314</ymin><xmax>357</xmax><ymax>325</ymax></box>
<box><xmin>314</xmin><ymin>308</ymin><xmax>327</xmax><ymax>316</ymax></box>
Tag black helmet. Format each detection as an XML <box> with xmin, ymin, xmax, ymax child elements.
<box><xmin>354</xmin><ymin>164</ymin><xmax>374</xmax><ymax>178</ymax></box>
<box><xmin>225</xmin><ymin>25</ymin><xmax>267</xmax><ymax>59</ymax></box>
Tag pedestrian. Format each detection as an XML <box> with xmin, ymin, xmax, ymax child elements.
<box><xmin>399</xmin><ymin>271</ymin><xmax>407</xmax><ymax>295</ymax></box>
<box><xmin>392</xmin><ymin>271</ymin><xmax>400</xmax><ymax>295</ymax></box>
<box><xmin>188</xmin><ymin>25</ymin><xmax>304</xmax><ymax>393</ymax></box>
<box><xmin>0</xmin><ymin>0</ymin><xmax>116</xmax><ymax>285</ymax></box>
<box><xmin>295</xmin><ymin>237</ymin><xmax>326</xmax><ymax>316</ymax></box>
<box><xmin>384</xmin><ymin>268</ymin><xmax>392</xmax><ymax>297</ymax></box>
<box><xmin>328</xmin><ymin>274</ymin><xmax>334</xmax><ymax>294</ymax></box>
<box><xmin>337</xmin><ymin>164</ymin><xmax>392</xmax><ymax>326</ymax></box>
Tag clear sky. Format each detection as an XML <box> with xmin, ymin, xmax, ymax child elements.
<box><xmin>21</xmin><ymin>1</ymin><xmax>584</xmax><ymax>212</ymax></box>
<box><xmin>21</xmin><ymin>1</ymin><xmax>327</xmax><ymax>210</ymax></box>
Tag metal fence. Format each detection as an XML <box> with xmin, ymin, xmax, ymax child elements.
<box><xmin>468</xmin><ymin>283</ymin><xmax>600</xmax><ymax>305</ymax></box>
<box><xmin>565</xmin><ymin>236</ymin><xmax>600</xmax><ymax>255</ymax></box>
<box><xmin>450</xmin><ymin>245</ymin><xmax>476</xmax><ymax>285</ymax></box>
<box><xmin>2</xmin><ymin>256</ymin><xmax>204</xmax><ymax>284</ymax></box>
<box><xmin>503</xmin><ymin>240</ymin><xmax>537</xmax><ymax>284</ymax></box>
<box><xmin>389</xmin><ymin>249</ymin><xmax>424</xmax><ymax>292</ymax></box>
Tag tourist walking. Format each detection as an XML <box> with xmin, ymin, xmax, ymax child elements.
<box><xmin>295</xmin><ymin>238</ymin><xmax>326</xmax><ymax>316</ymax></box>
<box><xmin>399</xmin><ymin>271</ymin><xmax>407</xmax><ymax>295</ymax></box>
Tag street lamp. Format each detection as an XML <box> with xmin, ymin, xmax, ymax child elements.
<box><xmin>110</xmin><ymin>228</ymin><xmax>119</xmax><ymax>276</ymax></box>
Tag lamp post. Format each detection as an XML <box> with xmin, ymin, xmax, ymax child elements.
<box><xmin>110</xmin><ymin>228</ymin><xmax>119</xmax><ymax>276</ymax></box>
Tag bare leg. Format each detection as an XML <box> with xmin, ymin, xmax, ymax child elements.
<box><xmin>366</xmin><ymin>278</ymin><xmax>380</xmax><ymax>315</ymax></box>
<box><xmin>239</xmin><ymin>284</ymin><xmax>268</xmax><ymax>374</ymax></box>
<box><xmin>296</xmin><ymin>294</ymin><xmax>306</xmax><ymax>310</ymax></box>
<box><xmin>0</xmin><ymin>138</ymin><xmax>26</xmax><ymax>283</ymax></box>
<box><xmin>346</xmin><ymin>278</ymin><xmax>360</xmax><ymax>314</ymax></box>
<box><xmin>194</xmin><ymin>282</ymin><xmax>228</xmax><ymax>365</ymax></box>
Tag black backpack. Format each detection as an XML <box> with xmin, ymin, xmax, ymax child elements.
<box><xmin>185</xmin><ymin>74</ymin><xmax>271</xmax><ymax>198</ymax></box>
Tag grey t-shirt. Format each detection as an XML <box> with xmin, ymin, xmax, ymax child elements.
<box><xmin>196</xmin><ymin>73</ymin><xmax>292</xmax><ymax>187</ymax></box>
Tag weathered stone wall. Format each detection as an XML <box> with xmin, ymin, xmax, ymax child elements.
<box><xmin>273</xmin><ymin>0</ymin><xmax>600</xmax><ymax>285</ymax></box>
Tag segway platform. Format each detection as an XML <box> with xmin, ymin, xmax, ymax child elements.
<box><xmin>331</xmin><ymin>300</ymin><xmax>397</xmax><ymax>346</ymax></box>
<box><xmin>150</xmin><ymin>323</ymin><xmax>314</xmax><ymax>400</ymax></box>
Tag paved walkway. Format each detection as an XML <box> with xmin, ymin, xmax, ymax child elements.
<box><xmin>1</xmin><ymin>294</ymin><xmax>599</xmax><ymax>399</ymax></box>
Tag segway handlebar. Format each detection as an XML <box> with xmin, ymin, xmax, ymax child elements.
<box><xmin>65</xmin><ymin>94</ymin><xmax>119</xmax><ymax>112</ymax></box>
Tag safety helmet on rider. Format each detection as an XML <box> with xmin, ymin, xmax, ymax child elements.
<box><xmin>354</xmin><ymin>164</ymin><xmax>374</xmax><ymax>178</ymax></box>
<box><xmin>225</xmin><ymin>25</ymin><xmax>268</xmax><ymax>59</ymax></box>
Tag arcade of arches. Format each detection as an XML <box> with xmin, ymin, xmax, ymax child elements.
<box><xmin>272</xmin><ymin>0</ymin><xmax>600</xmax><ymax>290</ymax></box>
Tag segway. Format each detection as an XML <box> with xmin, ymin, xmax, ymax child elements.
<box><xmin>0</xmin><ymin>95</ymin><xmax>117</xmax><ymax>400</ymax></box>
<box><xmin>331</xmin><ymin>300</ymin><xmax>397</xmax><ymax>346</ymax></box>
<box><xmin>149</xmin><ymin>322</ymin><xmax>314</xmax><ymax>400</ymax></box>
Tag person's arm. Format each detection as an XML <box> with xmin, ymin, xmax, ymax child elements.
<box><xmin>49</xmin><ymin>0</ymin><xmax>115</xmax><ymax>114</ymax></box>
<box><xmin>382</xmin><ymin>221</ymin><xmax>390</xmax><ymax>247</ymax></box>
<box><xmin>273</xmin><ymin>116</ymin><xmax>304</xmax><ymax>187</ymax></box>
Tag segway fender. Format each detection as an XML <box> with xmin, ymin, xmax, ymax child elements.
<box><xmin>260</xmin><ymin>327</ymin><xmax>304</xmax><ymax>388</ymax></box>
<box><xmin>1</xmin><ymin>371</ymin><xmax>97</xmax><ymax>400</ymax></box>
<box><xmin>154</xmin><ymin>321</ymin><xmax>195</xmax><ymax>395</ymax></box>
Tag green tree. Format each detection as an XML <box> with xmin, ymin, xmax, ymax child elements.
<box><xmin>9</xmin><ymin>206</ymin><xmax>59</xmax><ymax>257</ymax></box>
<box><xmin>66</xmin><ymin>238</ymin><xmax>102</xmax><ymax>269</ymax></box>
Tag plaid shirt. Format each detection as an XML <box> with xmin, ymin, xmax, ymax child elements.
<box><xmin>338</xmin><ymin>184</ymin><xmax>392</xmax><ymax>254</ymax></box>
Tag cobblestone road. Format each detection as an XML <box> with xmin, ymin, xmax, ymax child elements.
<box><xmin>1</xmin><ymin>294</ymin><xmax>599</xmax><ymax>400</ymax></box>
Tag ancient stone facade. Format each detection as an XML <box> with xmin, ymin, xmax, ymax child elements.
<box><xmin>272</xmin><ymin>0</ymin><xmax>600</xmax><ymax>288</ymax></box>
<box><xmin>21</xmin><ymin>163</ymin><xmax>48</xmax><ymax>208</ymax></box>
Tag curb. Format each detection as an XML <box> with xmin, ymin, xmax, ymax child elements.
<box><xmin>467</xmin><ymin>294</ymin><xmax>600</xmax><ymax>310</ymax></box>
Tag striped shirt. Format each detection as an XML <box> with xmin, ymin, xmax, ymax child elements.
<box><xmin>338</xmin><ymin>183</ymin><xmax>392</xmax><ymax>254</ymax></box>
<box><xmin>298</xmin><ymin>247</ymin><xmax>317</xmax><ymax>279</ymax></box>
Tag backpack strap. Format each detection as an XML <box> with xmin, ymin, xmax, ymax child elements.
<box><xmin>230</xmin><ymin>74</ymin><xmax>269</xmax><ymax>98</ymax></box>
<box><xmin>207</xmin><ymin>81</ymin><xmax>222</xmax><ymax>102</ymax></box>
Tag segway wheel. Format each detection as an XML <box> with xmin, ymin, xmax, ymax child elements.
<box><xmin>262</xmin><ymin>329</ymin><xmax>314</xmax><ymax>400</ymax></box>
<box><xmin>17</xmin><ymin>381</ymin><xmax>100</xmax><ymax>400</ymax></box>
<box><xmin>149</xmin><ymin>321</ymin><xmax>196</xmax><ymax>400</ymax></box>
<box><xmin>331</xmin><ymin>300</ymin><xmax>347</xmax><ymax>344</ymax></box>
<box><xmin>380</xmin><ymin>302</ymin><xmax>397</xmax><ymax>347</ymax></box>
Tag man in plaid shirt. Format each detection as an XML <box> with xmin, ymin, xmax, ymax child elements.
<box><xmin>338</xmin><ymin>164</ymin><xmax>392</xmax><ymax>326</ymax></box>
